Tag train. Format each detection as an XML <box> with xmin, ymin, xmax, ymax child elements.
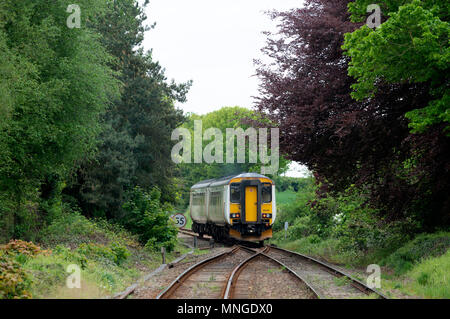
<box><xmin>189</xmin><ymin>173</ymin><xmax>276</xmax><ymax>244</ymax></box>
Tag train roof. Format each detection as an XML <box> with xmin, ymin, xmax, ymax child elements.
<box><xmin>191</xmin><ymin>173</ymin><xmax>273</xmax><ymax>190</ymax></box>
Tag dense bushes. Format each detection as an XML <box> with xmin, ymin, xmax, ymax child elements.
<box><xmin>40</xmin><ymin>210</ymin><xmax>138</xmax><ymax>249</ymax></box>
<box><xmin>272</xmin><ymin>179</ymin><xmax>315</xmax><ymax>233</ymax></box>
<box><xmin>77</xmin><ymin>242</ymin><xmax>130</xmax><ymax>266</ymax></box>
<box><xmin>273</xmin><ymin>181</ymin><xmax>448</xmax><ymax>267</ymax></box>
<box><xmin>121</xmin><ymin>187</ymin><xmax>178</xmax><ymax>252</ymax></box>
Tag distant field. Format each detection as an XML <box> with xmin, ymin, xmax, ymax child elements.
<box><xmin>276</xmin><ymin>190</ymin><xmax>297</xmax><ymax>205</ymax></box>
<box><xmin>183</xmin><ymin>207</ymin><xmax>192</xmax><ymax>229</ymax></box>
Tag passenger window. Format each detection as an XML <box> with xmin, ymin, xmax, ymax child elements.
<box><xmin>230</xmin><ymin>184</ymin><xmax>241</xmax><ymax>203</ymax></box>
<box><xmin>262</xmin><ymin>184</ymin><xmax>272</xmax><ymax>203</ymax></box>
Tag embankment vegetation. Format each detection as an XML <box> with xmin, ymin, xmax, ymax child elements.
<box><xmin>0</xmin><ymin>0</ymin><xmax>189</xmax><ymax>298</ymax></box>
<box><xmin>272</xmin><ymin>176</ymin><xmax>449</xmax><ymax>298</ymax></box>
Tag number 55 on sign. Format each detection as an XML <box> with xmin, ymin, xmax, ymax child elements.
<box><xmin>170</xmin><ymin>213</ymin><xmax>187</xmax><ymax>228</ymax></box>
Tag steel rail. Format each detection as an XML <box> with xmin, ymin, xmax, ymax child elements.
<box><xmin>260</xmin><ymin>250</ymin><xmax>321</xmax><ymax>299</ymax></box>
<box><xmin>223</xmin><ymin>247</ymin><xmax>320</xmax><ymax>299</ymax></box>
<box><xmin>236</xmin><ymin>245</ymin><xmax>260</xmax><ymax>254</ymax></box>
<box><xmin>268</xmin><ymin>245</ymin><xmax>388</xmax><ymax>299</ymax></box>
<box><xmin>223</xmin><ymin>247</ymin><xmax>268</xmax><ymax>299</ymax></box>
<box><xmin>156</xmin><ymin>246</ymin><xmax>241</xmax><ymax>299</ymax></box>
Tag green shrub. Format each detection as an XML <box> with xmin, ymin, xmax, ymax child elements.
<box><xmin>76</xmin><ymin>243</ymin><xmax>116</xmax><ymax>265</ymax></box>
<box><xmin>122</xmin><ymin>187</ymin><xmax>178</xmax><ymax>251</ymax></box>
<box><xmin>273</xmin><ymin>183</ymin><xmax>316</xmax><ymax>233</ymax></box>
<box><xmin>52</xmin><ymin>245</ymin><xmax>88</xmax><ymax>269</ymax></box>
<box><xmin>307</xmin><ymin>234</ymin><xmax>321</xmax><ymax>244</ymax></box>
<box><xmin>417</xmin><ymin>272</ymin><xmax>429</xmax><ymax>286</ymax></box>
<box><xmin>145</xmin><ymin>236</ymin><xmax>177</xmax><ymax>253</ymax></box>
<box><xmin>288</xmin><ymin>216</ymin><xmax>313</xmax><ymax>239</ymax></box>
<box><xmin>40</xmin><ymin>210</ymin><xmax>140</xmax><ymax>250</ymax></box>
<box><xmin>109</xmin><ymin>242</ymin><xmax>130</xmax><ymax>265</ymax></box>
<box><xmin>75</xmin><ymin>242</ymin><xmax>130</xmax><ymax>266</ymax></box>
<box><xmin>40</xmin><ymin>211</ymin><xmax>102</xmax><ymax>247</ymax></box>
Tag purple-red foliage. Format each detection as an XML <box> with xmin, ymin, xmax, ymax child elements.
<box><xmin>255</xmin><ymin>0</ymin><xmax>449</xmax><ymax>228</ymax></box>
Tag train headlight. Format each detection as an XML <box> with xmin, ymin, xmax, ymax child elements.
<box><xmin>262</xmin><ymin>213</ymin><xmax>272</xmax><ymax>219</ymax></box>
<box><xmin>230</xmin><ymin>213</ymin><xmax>240</xmax><ymax>218</ymax></box>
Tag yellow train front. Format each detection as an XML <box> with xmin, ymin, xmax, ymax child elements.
<box><xmin>190</xmin><ymin>173</ymin><xmax>276</xmax><ymax>244</ymax></box>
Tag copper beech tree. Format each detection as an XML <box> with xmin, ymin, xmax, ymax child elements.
<box><xmin>255</xmin><ymin>0</ymin><xmax>449</xmax><ymax>228</ymax></box>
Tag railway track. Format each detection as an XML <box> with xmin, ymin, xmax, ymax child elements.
<box><xmin>157</xmin><ymin>245</ymin><xmax>319</xmax><ymax>299</ymax></box>
<box><xmin>153</xmin><ymin>229</ymin><xmax>389</xmax><ymax>299</ymax></box>
<box><xmin>224</xmin><ymin>246</ymin><xmax>318</xmax><ymax>299</ymax></box>
<box><xmin>157</xmin><ymin>245</ymin><xmax>256</xmax><ymax>299</ymax></box>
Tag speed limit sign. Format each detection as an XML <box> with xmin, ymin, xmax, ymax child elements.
<box><xmin>171</xmin><ymin>213</ymin><xmax>187</xmax><ymax>228</ymax></box>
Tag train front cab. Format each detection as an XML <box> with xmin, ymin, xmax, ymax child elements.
<box><xmin>228</xmin><ymin>177</ymin><xmax>275</xmax><ymax>242</ymax></box>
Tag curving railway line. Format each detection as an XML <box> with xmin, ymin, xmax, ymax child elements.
<box><xmin>223</xmin><ymin>246</ymin><xmax>318</xmax><ymax>299</ymax></box>
<box><xmin>167</xmin><ymin>230</ymin><xmax>387</xmax><ymax>299</ymax></box>
<box><xmin>157</xmin><ymin>245</ymin><xmax>317</xmax><ymax>299</ymax></box>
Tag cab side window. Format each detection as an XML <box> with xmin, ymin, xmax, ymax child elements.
<box><xmin>230</xmin><ymin>184</ymin><xmax>241</xmax><ymax>203</ymax></box>
<box><xmin>262</xmin><ymin>183</ymin><xmax>272</xmax><ymax>203</ymax></box>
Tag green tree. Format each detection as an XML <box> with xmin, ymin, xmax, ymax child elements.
<box><xmin>64</xmin><ymin>0</ymin><xmax>190</xmax><ymax>219</ymax></box>
<box><xmin>122</xmin><ymin>187</ymin><xmax>177</xmax><ymax>251</ymax></box>
<box><xmin>0</xmin><ymin>0</ymin><xmax>120</xmax><ymax>239</ymax></box>
<box><xmin>343</xmin><ymin>0</ymin><xmax>449</xmax><ymax>134</ymax></box>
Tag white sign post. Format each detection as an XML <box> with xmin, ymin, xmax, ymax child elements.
<box><xmin>171</xmin><ymin>213</ymin><xmax>187</xmax><ymax>228</ymax></box>
<box><xmin>284</xmin><ymin>222</ymin><xmax>289</xmax><ymax>240</ymax></box>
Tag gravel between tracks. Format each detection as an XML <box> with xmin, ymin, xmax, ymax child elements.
<box><xmin>266</xmin><ymin>249</ymin><xmax>367</xmax><ymax>299</ymax></box>
<box><xmin>167</xmin><ymin>248</ymin><xmax>254</xmax><ymax>299</ymax></box>
<box><xmin>231</xmin><ymin>255</ymin><xmax>316</xmax><ymax>299</ymax></box>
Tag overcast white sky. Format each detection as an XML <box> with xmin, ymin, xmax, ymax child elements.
<box><xmin>142</xmin><ymin>0</ymin><xmax>309</xmax><ymax>177</ymax></box>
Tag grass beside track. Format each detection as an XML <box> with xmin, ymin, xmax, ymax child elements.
<box><xmin>270</xmin><ymin>232</ymin><xmax>450</xmax><ymax>299</ymax></box>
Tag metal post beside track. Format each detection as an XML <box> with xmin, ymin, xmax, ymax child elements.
<box><xmin>161</xmin><ymin>247</ymin><xmax>166</xmax><ymax>264</ymax></box>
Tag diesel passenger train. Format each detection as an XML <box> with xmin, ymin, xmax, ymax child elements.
<box><xmin>190</xmin><ymin>173</ymin><xmax>276</xmax><ymax>244</ymax></box>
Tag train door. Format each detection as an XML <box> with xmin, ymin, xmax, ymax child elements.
<box><xmin>245</xmin><ymin>186</ymin><xmax>258</xmax><ymax>222</ymax></box>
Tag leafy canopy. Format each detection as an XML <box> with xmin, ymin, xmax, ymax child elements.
<box><xmin>343</xmin><ymin>0</ymin><xmax>449</xmax><ymax>134</ymax></box>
